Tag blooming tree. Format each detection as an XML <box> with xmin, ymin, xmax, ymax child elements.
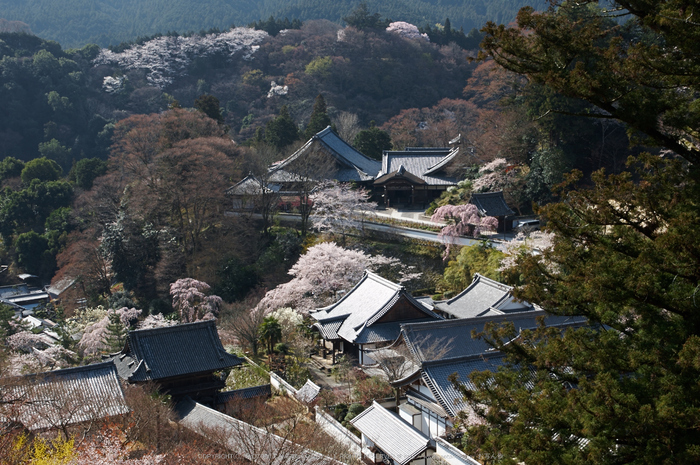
<box><xmin>472</xmin><ymin>158</ymin><xmax>519</xmax><ymax>193</ymax></box>
<box><xmin>94</xmin><ymin>27</ymin><xmax>268</xmax><ymax>88</ymax></box>
<box><xmin>78</xmin><ymin>307</ymin><xmax>142</xmax><ymax>356</ymax></box>
<box><xmin>256</xmin><ymin>242</ymin><xmax>421</xmax><ymax>315</ymax></box>
<box><xmin>138</xmin><ymin>313</ymin><xmax>176</xmax><ymax>329</ymax></box>
<box><xmin>310</xmin><ymin>180</ymin><xmax>376</xmax><ymax>239</ymax></box>
<box><xmin>500</xmin><ymin>230</ymin><xmax>556</xmax><ymax>271</ymax></box>
<box><xmin>431</xmin><ymin>204</ymin><xmax>499</xmax><ymax>257</ymax></box>
<box><xmin>386</xmin><ymin>21</ymin><xmax>429</xmax><ymax>41</ymax></box>
<box><xmin>170</xmin><ymin>278</ymin><xmax>222</xmax><ymax>322</ymax></box>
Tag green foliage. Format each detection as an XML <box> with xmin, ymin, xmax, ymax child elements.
<box><xmin>353</xmin><ymin>122</ymin><xmax>392</xmax><ymax>160</ymax></box>
<box><xmin>343</xmin><ymin>2</ymin><xmax>390</xmax><ymax>30</ymax></box>
<box><xmin>194</xmin><ymin>94</ymin><xmax>224</xmax><ymax>124</ymax></box>
<box><xmin>0</xmin><ymin>303</ymin><xmax>16</xmax><ymax>338</ymax></box>
<box><xmin>249</xmin><ymin>16</ymin><xmax>303</xmax><ymax>36</ymax></box>
<box><xmin>304</xmin><ymin>94</ymin><xmax>332</xmax><ymax>139</ymax></box>
<box><xmin>441</xmin><ymin>241</ymin><xmax>504</xmax><ymax>294</ymax></box>
<box><xmin>242</xmin><ymin>69</ymin><xmax>265</xmax><ymax>87</ymax></box>
<box><xmin>72</xmin><ymin>157</ymin><xmax>108</xmax><ymax>190</ymax></box>
<box><xmin>304</xmin><ymin>56</ymin><xmax>333</xmax><ymax>79</ymax></box>
<box><xmin>343</xmin><ymin>402</ymin><xmax>365</xmax><ymax>423</ymax></box>
<box><xmin>260</xmin><ymin>316</ymin><xmax>282</xmax><ymax>354</ymax></box>
<box><xmin>421</xmin><ymin>20</ymin><xmax>485</xmax><ymax>50</ymax></box>
<box><xmin>226</xmin><ymin>362</ymin><xmax>270</xmax><ymax>390</ymax></box>
<box><xmin>214</xmin><ymin>257</ymin><xmax>260</xmax><ymax>302</ymax></box>
<box><xmin>14</xmin><ymin>230</ymin><xmax>55</xmax><ymax>278</ymax></box>
<box><xmin>0</xmin><ymin>156</ymin><xmax>24</xmax><ymax>180</ymax></box>
<box><xmin>462</xmin><ymin>156</ymin><xmax>700</xmax><ymax>464</ymax></box>
<box><xmin>263</xmin><ymin>105</ymin><xmax>299</xmax><ymax>149</ymax></box>
<box><xmin>426</xmin><ymin>179</ymin><xmax>473</xmax><ymax>215</ymax></box>
<box><xmin>103</xmin><ymin>311</ymin><xmax>127</xmax><ymax>353</ymax></box>
<box><xmin>21</xmin><ymin>157</ymin><xmax>62</xmax><ymax>184</ymax></box>
<box><xmin>37</xmin><ymin>139</ymin><xmax>71</xmax><ymax>171</ymax></box>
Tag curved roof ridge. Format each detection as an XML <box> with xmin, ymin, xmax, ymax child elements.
<box><xmin>423</xmin><ymin>146</ymin><xmax>460</xmax><ymax>176</ymax></box>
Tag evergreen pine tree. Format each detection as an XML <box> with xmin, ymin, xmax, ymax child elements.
<box><xmin>304</xmin><ymin>94</ymin><xmax>332</xmax><ymax>139</ymax></box>
<box><xmin>103</xmin><ymin>312</ymin><xmax>127</xmax><ymax>353</ymax></box>
<box><xmin>264</xmin><ymin>105</ymin><xmax>299</xmax><ymax>150</ymax></box>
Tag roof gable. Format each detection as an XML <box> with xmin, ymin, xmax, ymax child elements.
<box><xmin>434</xmin><ymin>273</ymin><xmax>531</xmax><ymax>319</ymax></box>
<box><xmin>272</xmin><ymin>126</ymin><xmax>380</xmax><ymax>182</ymax></box>
<box><xmin>350</xmin><ymin>401</ymin><xmax>431</xmax><ymax>465</ymax></box>
<box><xmin>378</xmin><ymin>148</ymin><xmax>460</xmax><ymax>186</ymax></box>
<box><xmin>470</xmin><ymin>191</ymin><xmax>515</xmax><ymax>217</ymax></box>
<box><xmin>312</xmin><ymin>271</ymin><xmax>441</xmax><ymax>344</ymax></box>
<box><xmin>112</xmin><ymin>320</ymin><xmax>243</xmax><ymax>382</ymax></box>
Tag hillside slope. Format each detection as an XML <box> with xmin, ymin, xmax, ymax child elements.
<box><xmin>0</xmin><ymin>0</ymin><xmax>547</xmax><ymax>47</ymax></box>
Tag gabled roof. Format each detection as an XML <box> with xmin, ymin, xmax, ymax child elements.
<box><xmin>401</xmin><ymin>311</ymin><xmax>588</xmax><ymax>363</ymax></box>
<box><xmin>311</xmin><ymin>271</ymin><xmax>441</xmax><ymax>344</ymax></box>
<box><xmin>225</xmin><ymin>174</ymin><xmax>273</xmax><ymax>196</ymax></box>
<box><xmin>421</xmin><ymin>353</ymin><xmax>507</xmax><ymax>418</ymax></box>
<box><xmin>373</xmin><ymin>164</ymin><xmax>427</xmax><ymax>185</ymax></box>
<box><xmin>1</xmin><ymin>362</ymin><xmax>130</xmax><ymax>431</ymax></box>
<box><xmin>470</xmin><ymin>191</ymin><xmax>515</xmax><ymax>217</ymax></box>
<box><xmin>176</xmin><ymin>398</ymin><xmax>343</xmax><ymax>465</ymax></box>
<box><xmin>350</xmin><ymin>401</ymin><xmax>432</xmax><ymax>465</ymax></box>
<box><xmin>294</xmin><ymin>379</ymin><xmax>321</xmax><ymax>404</ymax></box>
<box><xmin>110</xmin><ymin>320</ymin><xmax>243</xmax><ymax>382</ymax></box>
<box><xmin>376</xmin><ymin>148</ymin><xmax>459</xmax><ymax>186</ymax></box>
<box><xmin>271</xmin><ymin>126</ymin><xmax>380</xmax><ymax>182</ymax></box>
<box><xmin>434</xmin><ymin>273</ymin><xmax>533</xmax><ymax>319</ymax></box>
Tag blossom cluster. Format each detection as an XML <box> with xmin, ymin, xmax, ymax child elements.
<box><xmin>386</xmin><ymin>22</ymin><xmax>429</xmax><ymax>41</ymax></box>
<box><xmin>94</xmin><ymin>27</ymin><xmax>268</xmax><ymax>88</ymax></box>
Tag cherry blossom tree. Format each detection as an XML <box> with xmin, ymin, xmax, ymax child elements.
<box><xmin>431</xmin><ymin>204</ymin><xmax>498</xmax><ymax>257</ymax></box>
<box><xmin>78</xmin><ymin>307</ymin><xmax>142</xmax><ymax>356</ymax></box>
<box><xmin>94</xmin><ymin>27</ymin><xmax>268</xmax><ymax>89</ymax></box>
<box><xmin>500</xmin><ymin>230</ymin><xmax>556</xmax><ymax>272</ymax></box>
<box><xmin>138</xmin><ymin>313</ymin><xmax>176</xmax><ymax>329</ymax></box>
<box><xmin>386</xmin><ymin>21</ymin><xmax>429</xmax><ymax>41</ymax></box>
<box><xmin>170</xmin><ymin>278</ymin><xmax>222</xmax><ymax>323</ymax></box>
<box><xmin>255</xmin><ymin>242</ymin><xmax>420</xmax><ymax>315</ymax></box>
<box><xmin>310</xmin><ymin>180</ymin><xmax>376</xmax><ymax>240</ymax></box>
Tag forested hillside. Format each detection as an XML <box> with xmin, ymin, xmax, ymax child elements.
<box><xmin>0</xmin><ymin>0</ymin><xmax>546</xmax><ymax>48</ymax></box>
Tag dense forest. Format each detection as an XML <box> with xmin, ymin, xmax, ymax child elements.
<box><xmin>0</xmin><ymin>0</ymin><xmax>547</xmax><ymax>48</ymax></box>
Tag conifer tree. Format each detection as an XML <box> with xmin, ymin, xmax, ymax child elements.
<box><xmin>304</xmin><ymin>94</ymin><xmax>331</xmax><ymax>139</ymax></box>
<box><xmin>103</xmin><ymin>312</ymin><xmax>127</xmax><ymax>353</ymax></box>
<box><xmin>264</xmin><ymin>105</ymin><xmax>299</xmax><ymax>150</ymax></box>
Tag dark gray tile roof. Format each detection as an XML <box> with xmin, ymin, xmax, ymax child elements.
<box><xmin>353</xmin><ymin>318</ymin><xmax>437</xmax><ymax>344</ymax></box>
<box><xmin>378</xmin><ymin>149</ymin><xmax>459</xmax><ymax>186</ymax></box>
<box><xmin>421</xmin><ymin>353</ymin><xmax>507</xmax><ymax>418</ymax></box>
<box><xmin>401</xmin><ymin>312</ymin><xmax>588</xmax><ymax>363</ymax></box>
<box><xmin>470</xmin><ymin>191</ymin><xmax>515</xmax><ymax>217</ymax></box>
<box><xmin>1</xmin><ymin>362</ymin><xmax>130</xmax><ymax>431</ymax></box>
<box><xmin>226</xmin><ymin>174</ymin><xmax>272</xmax><ymax>196</ymax></box>
<box><xmin>434</xmin><ymin>273</ymin><xmax>533</xmax><ymax>319</ymax></box>
<box><xmin>350</xmin><ymin>401</ymin><xmax>431</xmax><ymax>465</ymax></box>
<box><xmin>406</xmin><ymin>389</ymin><xmax>449</xmax><ymax>419</ymax></box>
<box><xmin>176</xmin><ymin>398</ymin><xmax>343</xmax><ymax>464</ymax></box>
<box><xmin>217</xmin><ymin>384</ymin><xmax>271</xmax><ymax>404</ymax></box>
<box><xmin>111</xmin><ymin>320</ymin><xmax>243</xmax><ymax>382</ymax></box>
<box><xmin>311</xmin><ymin>271</ymin><xmax>441</xmax><ymax>344</ymax></box>
<box><xmin>272</xmin><ymin>126</ymin><xmax>380</xmax><ymax>182</ymax></box>
<box><xmin>294</xmin><ymin>379</ymin><xmax>321</xmax><ymax>404</ymax></box>
<box><xmin>312</xmin><ymin>317</ymin><xmax>344</xmax><ymax>341</ymax></box>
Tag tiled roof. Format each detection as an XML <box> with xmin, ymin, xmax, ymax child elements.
<box><xmin>311</xmin><ymin>271</ymin><xmax>441</xmax><ymax>344</ymax></box>
<box><xmin>1</xmin><ymin>362</ymin><xmax>130</xmax><ymax>431</ymax></box>
<box><xmin>110</xmin><ymin>320</ymin><xmax>243</xmax><ymax>382</ymax></box>
<box><xmin>217</xmin><ymin>384</ymin><xmax>271</xmax><ymax>404</ymax></box>
<box><xmin>470</xmin><ymin>191</ymin><xmax>515</xmax><ymax>217</ymax></box>
<box><xmin>176</xmin><ymin>398</ymin><xmax>343</xmax><ymax>464</ymax></box>
<box><xmin>225</xmin><ymin>174</ymin><xmax>273</xmax><ymax>196</ymax></box>
<box><xmin>434</xmin><ymin>273</ymin><xmax>533</xmax><ymax>319</ymax></box>
<box><xmin>312</xmin><ymin>317</ymin><xmax>344</xmax><ymax>341</ymax></box>
<box><xmin>294</xmin><ymin>379</ymin><xmax>321</xmax><ymax>404</ymax></box>
<box><xmin>401</xmin><ymin>311</ymin><xmax>588</xmax><ymax>363</ymax></box>
<box><xmin>373</xmin><ymin>165</ymin><xmax>427</xmax><ymax>185</ymax></box>
<box><xmin>421</xmin><ymin>353</ymin><xmax>506</xmax><ymax>418</ymax></box>
<box><xmin>353</xmin><ymin>318</ymin><xmax>436</xmax><ymax>344</ymax></box>
<box><xmin>272</xmin><ymin>126</ymin><xmax>380</xmax><ymax>182</ymax></box>
<box><xmin>377</xmin><ymin>149</ymin><xmax>459</xmax><ymax>186</ymax></box>
<box><xmin>350</xmin><ymin>401</ymin><xmax>431</xmax><ymax>465</ymax></box>
<box><xmin>406</xmin><ymin>389</ymin><xmax>449</xmax><ymax>419</ymax></box>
